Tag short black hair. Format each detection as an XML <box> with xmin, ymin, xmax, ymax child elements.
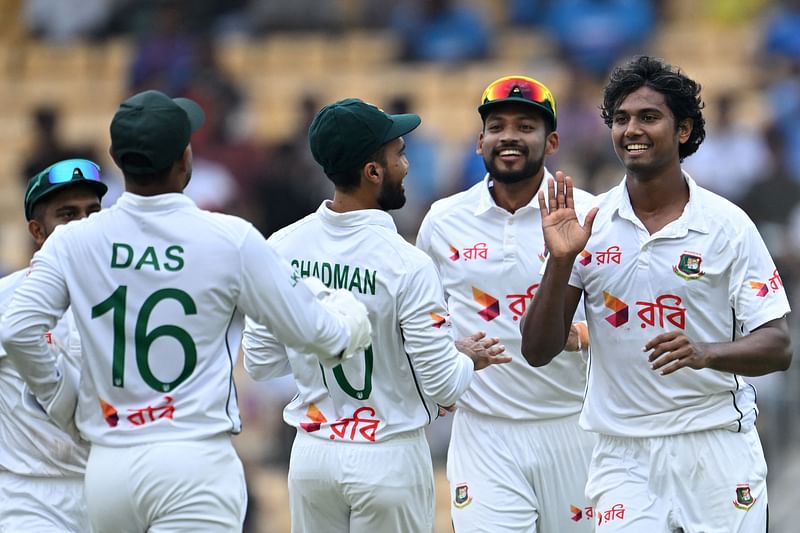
<box><xmin>119</xmin><ymin>153</ymin><xmax>172</xmax><ymax>186</ymax></box>
<box><xmin>327</xmin><ymin>144</ymin><xmax>388</xmax><ymax>191</ymax></box>
<box><xmin>601</xmin><ymin>55</ymin><xmax>706</xmax><ymax>161</ymax></box>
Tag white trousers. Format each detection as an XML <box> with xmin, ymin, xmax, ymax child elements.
<box><xmin>288</xmin><ymin>428</ymin><xmax>434</xmax><ymax>533</ymax></box>
<box><xmin>586</xmin><ymin>428</ymin><xmax>768</xmax><ymax>532</ymax></box>
<box><xmin>84</xmin><ymin>435</ymin><xmax>247</xmax><ymax>533</ymax></box>
<box><xmin>447</xmin><ymin>410</ymin><xmax>596</xmax><ymax>533</ymax></box>
<box><xmin>0</xmin><ymin>471</ymin><xmax>89</xmax><ymax>532</ymax></box>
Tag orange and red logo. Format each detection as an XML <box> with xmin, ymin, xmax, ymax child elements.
<box><xmin>603</xmin><ymin>292</ymin><xmax>628</xmax><ymax>327</ymax></box>
<box><xmin>473</xmin><ymin>287</ymin><xmax>500</xmax><ymax>321</ymax></box>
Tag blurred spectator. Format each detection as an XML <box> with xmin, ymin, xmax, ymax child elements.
<box><xmin>386</xmin><ymin>95</ymin><xmax>441</xmax><ymax>238</ymax></box>
<box><xmin>253</xmin><ymin>94</ymin><xmax>332</xmax><ymax>236</ymax></box>
<box><xmin>761</xmin><ymin>0</ymin><xmax>800</xmax><ymax>65</ymax></box>
<box><xmin>762</xmin><ymin>64</ymin><xmax>800</xmax><ymax>181</ymax></box>
<box><xmin>21</xmin><ymin>106</ymin><xmax>98</xmax><ymax>186</ymax></box>
<box><xmin>22</xmin><ymin>0</ymin><xmax>114</xmax><ymax>43</ymax></box>
<box><xmin>547</xmin><ymin>67</ymin><xmax>618</xmax><ymax>193</ymax></box>
<box><xmin>128</xmin><ymin>0</ymin><xmax>198</xmax><ymax>94</ymax></box>
<box><xmin>242</xmin><ymin>0</ymin><xmax>345</xmax><ymax>34</ymax></box>
<box><xmin>741</xmin><ymin>123</ymin><xmax>800</xmax><ymax>230</ymax></box>
<box><xmin>682</xmin><ymin>91</ymin><xmax>770</xmax><ymax>204</ymax></box>
<box><xmin>542</xmin><ymin>0</ymin><xmax>656</xmax><ymax>77</ymax></box>
<box><xmin>507</xmin><ymin>0</ymin><xmax>551</xmax><ymax>27</ymax></box>
<box><xmin>390</xmin><ymin>0</ymin><xmax>491</xmax><ymax>64</ymax></box>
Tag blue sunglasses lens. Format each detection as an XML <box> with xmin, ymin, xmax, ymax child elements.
<box><xmin>47</xmin><ymin>159</ymin><xmax>101</xmax><ymax>184</ymax></box>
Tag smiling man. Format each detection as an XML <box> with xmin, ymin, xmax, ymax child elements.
<box><xmin>521</xmin><ymin>56</ymin><xmax>792</xmax><ymax>533</ymax></box>
<box><xmin>242</xmin><ymin>98</ymin><xmax>510</xmax><ymax>533</ymax></box>
<box><xmin>417</xmin><ymin>76</ymin><xmax>596</xmax><ymax>533</ymax></box>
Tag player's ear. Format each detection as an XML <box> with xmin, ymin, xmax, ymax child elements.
<box><xmin>363</xmin><ymin>161</ymin><xmax>382</xmax><ymax>185</ymax></box>
<box><xmin>28</xmin><ymin>219</ymin><xmax>46</xmax><ymax>248</ymax></box>
<box><xmin>476</xmin><ymin>132</ymin><xmax>484</xmax><ymax>155</ymax></box>
<box><xmin>545</xmin><ymin>131</ymin><xmax>559</xmax><ymax>156</ymax></box>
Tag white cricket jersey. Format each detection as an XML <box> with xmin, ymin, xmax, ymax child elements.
<box><xmin>1</xmin><ymin>192</ymin><xmax>351</xmax><ymax>447</ymax></box>
<box><xmin>0</xmin><ymin>268</ymin><xmax>88</xmax><ymax>477</ymax></box>
<box><xmin>569</xmin><ymin>174</ymin><xmax>791</xmax><ymax>437</ymax></box>
<box><xmin>243</xmin><ymin>202</ymin><xmax>475</xmax><ymax>443</ymax></box>
<box><xmin>416</xmin><ymin>171</ymin><xmax>596</xmax><ymax>420</ymax></box>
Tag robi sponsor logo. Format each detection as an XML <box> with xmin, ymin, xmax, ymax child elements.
<box><xmin>603</xmin><ymin>291</ymin><xmax>628</xmax><ymax>327</ymax></box>
<box><xmin>472</xmin><ymin>287</ymin><xmax>500</xmax><ymax>321</ymax></box>
<box><xmin>570</xmin><ymin>504</ymin><xmax>594</xmax><ymax>522</ymax></box>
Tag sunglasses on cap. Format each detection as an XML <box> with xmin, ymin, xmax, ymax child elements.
<box><xmin>46</xmin><ymin>158</ymin><xmax>102</xmax><ymax>184</ymax></box>
<box><xmin>24</xmin><ymin>159</ymin><xmax>104</xmax><ymax>216</ymax></box>
<box><xmin>480</xmin><ymin>76</ymin><xmax>557</xmax><ymax>126</ymax></box>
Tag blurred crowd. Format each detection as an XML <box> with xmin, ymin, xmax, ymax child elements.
<box><xmin>6</xmin><ymin>0</ymin><xmax>800</xmax><ymax>530</ymax></box>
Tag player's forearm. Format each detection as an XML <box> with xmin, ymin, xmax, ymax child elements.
<box><xmin>703</xmin><ymin>319</ymin><xmax>792</xmax><ymax>376</ymax></box>
<box><xmin>520</xmin><ymin>258</ymin><xmax>574</xmax><ymax>366</ymax></box>
<box><xmin>0</xmin><ymin>319</ymin><xmax>62</xmax><ymax>405</ymax></box>
<box><xmin>417</xmin><ymin>350</ymin><xmax>474</xmax><ymax>407</ymax></box>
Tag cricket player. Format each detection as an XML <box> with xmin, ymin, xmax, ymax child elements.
<box><xmin>522</xmin><ymin>56</ymin><xmax>792</xmax><ymax>532</ymax></box>
<box><xmin>416</xmin><ymin>76</ymin><xmax>596</xmax><ymax>532</ymax></box>
<box><xmin>0</xmin><ymin>159</ymin><xmax>107</xmax><ymax>532</ymax></box>
<box><xmin>1</xmin><ymin>90</ymin><xmax>372</xmax><ymax>533</ymax></box>
<box><xmin>242</xmin><ymin>98</ymin><xmax>511</xmax><ymax>533</ymax></box>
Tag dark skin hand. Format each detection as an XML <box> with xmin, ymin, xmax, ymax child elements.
<box><xmin>646</xmin><ymin>317</ymin><xmax>792</xmax><ymax>377</ymax></box>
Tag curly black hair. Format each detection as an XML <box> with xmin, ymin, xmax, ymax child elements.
<box><xmin>600</xmin><ymin>56</ymin><xmax>706</xmax><ymax>161</ymax></box>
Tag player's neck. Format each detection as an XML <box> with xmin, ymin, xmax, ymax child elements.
<box><xmin>626</xmin><ymin>167</ymin><xmax>689</xmax><ymax>234</ymax></box>
<box><xmin>489</xmin><ymin>174</ymin><xmax>541</xmax><ymax>214</ymax></box>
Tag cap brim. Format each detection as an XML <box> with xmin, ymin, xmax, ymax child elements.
<box><xmin>383</xmin><ymin>113</ymin><xmax>421</xmax><ymax>143</ymax></box>
<box><xmin>478</xmin><ymin>98</ymin><xmax>556</xmax><ymax>129</ymax></box>
<box><xmin>173</xmin><ymin>97</ymin><xmax>205</xmax><ymax>132</ymax></box>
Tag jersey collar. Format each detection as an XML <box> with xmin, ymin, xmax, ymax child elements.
<box><xmin>615</xmin><ymin>171</ymin><xmax>710</xmax><ymax>236</ymax></box>
<box><xmin>117</xmin><ymin>192</ymin><xmax>197</xmax><ymax>213</ymax></box>
<box><xmin>473</xmin><ymin>168</ymin><xmax>553</xmax><ymax>216</ymax></box>
<box><xmin>317</xmin><ymin>200</ymin><xmax>398</xmax><ymax>231</ymax></box>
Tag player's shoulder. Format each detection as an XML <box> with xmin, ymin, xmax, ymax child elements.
<box><xmin>424</xmin><ymin>182</ymin><xmax>483</xmax><ymax>223</ymax></box>
<box><xmin>266</xmin><ymin>212</ymin><xmax>319</xmax><ymax>249</ymax></box>
<box><xmin>0</xmin><ymin>268</ymin><xmax>29</xmax><ymax>307</ymax></box>
<box><xmin>690</xmin><ymin>181</ymin><xmax>756</xmax><ymax>235</ymax></box>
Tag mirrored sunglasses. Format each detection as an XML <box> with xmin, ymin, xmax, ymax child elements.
<box><xmin>46</xmin><ymin>158</ymin><xmax>102</xmax><ymax>184</ymax></box>
<box><xmin>481</xmin><ymin>76</ymin><xmax>556</xmax><ymax>115</ymax></box>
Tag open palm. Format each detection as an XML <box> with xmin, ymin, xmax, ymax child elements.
<box><xmin>537</xmin><ymin>171</ymin><xmax>598</xmax><ymax>260</ymax></box>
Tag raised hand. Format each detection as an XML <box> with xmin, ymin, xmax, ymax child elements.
<box><xmin>537</xmin><ymin>171</ymin><xmax>598</xmax><ymax>261</ymax></box>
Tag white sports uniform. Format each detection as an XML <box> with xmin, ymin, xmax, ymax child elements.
<box><xmin>0</xmin><ymin>268</ymin><xmax>90</xmax><ymax>532</ymax></box>
<box><xmin>1</xmin><ymin>192</ymin><xmax>358</xmax><ymax>533</ymax></box>
<box><xmin>243</xmin><ymin>201</ymin><xmax>476</xmax><ymax>533</ymax></box>
<box><xmin>416</xmin><ymin>171</ymin><xmax>597</xmax><ymax>533</ymax></box>
<box><xmin>568</xmin><ymin>174</ymin><xmax>790</xmax><ymax>532</ymax></box>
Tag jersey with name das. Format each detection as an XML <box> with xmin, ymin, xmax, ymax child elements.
<box><xmin>569</xmin><ymin>174</ymin><xmax>790</xmax><ymax>437</ymax></box>
<box><xmin>2</xmin><ymin>193</ymin><xmax>350</xmax><ymax>447</ymax></box>
<box><xmin>243</xmin><ymin>202</ymin><xmax>475</xmax><ymax>443</ymax></box>
<box><xmin>417</xmin><ymin>171</ymin><xmax>596</xmax><ymax>420</ymax></box>
<box><xmin>0</xmin><ymin>268</ymin><xmax>88</xmax><ymax>476</ymax></box>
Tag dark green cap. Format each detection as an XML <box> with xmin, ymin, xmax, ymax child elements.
<box><xmin>110</xmin><ymin>90</ymin><xmax>205</xmax><ymax>175</ymax></box>
<box><xmin>308</xmin><ymin>98</ymin><xmax>421</xmax><ymax>176</ymax></box>
<box><xmin>24</xmin><ymin>159</ymin><xmax>108</xmax><ymax>221</ymax></box>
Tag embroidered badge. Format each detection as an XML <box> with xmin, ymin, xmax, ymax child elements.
<box><xmin>673</xmin><ymin>252</ymin><xmax>705</xmax><ymax>280</ymax></box>
<box><xmin>733</xmin><ymin>483</ymin><xmax>756</xmax><ymax>510</ymax></box>
<box><xmin>454</xmin><ymin>483</ymin><xmax>473</xmax><ymax>509</ymax></box>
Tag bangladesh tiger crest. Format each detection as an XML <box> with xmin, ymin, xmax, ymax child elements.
<box><xmin>673</xmin><ymin>252</ymin><xmax>705</xmax><ymax>280</ymax></box>
<box><xmin>453</xmin><ymin>483</ymin><xmax>473</xmax><ymax>509</ymax></box>
<box><xmin>733</xmin><ymin>483</ymin><xmax>756</xmax><ymax>510</ymax></box>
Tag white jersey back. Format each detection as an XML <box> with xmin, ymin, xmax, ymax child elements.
<box><xmin>417</xmin><ymin>172</ymin><xmax>595</xmax><ymax>421</ymax></box>
<box><xmin>0</xmin><ymin>269</ymin><xmax>88</xmax><ymax>476</ymax></box>
<box><xmin>569</xmin><ymin>175</ymin><xmax>791</xmax><ymax>437</ymax></box>
<box><xmin>4</xmin><ymin>193</ymin><xmax>350</xmax><ymax>446</ymax></box>
<box><xmin>243</xmin><ymin>202</ymin><xmax>474</xmax><ymax>443</ymax></box>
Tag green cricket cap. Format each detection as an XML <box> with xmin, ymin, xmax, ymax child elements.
<box><xmin>110</xmin><ymin>90</ymin><xmax>205</xmax><ymax>175</ymax></box>
<box><xmin>308</xmin><ymin>98</ymin><xmax>421</xmax><ymax>176</ymax></box>
<box><xmin>24</xmin><ymin>158</ymin><xmax>108</xmax><ymax>220</ymax></box>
